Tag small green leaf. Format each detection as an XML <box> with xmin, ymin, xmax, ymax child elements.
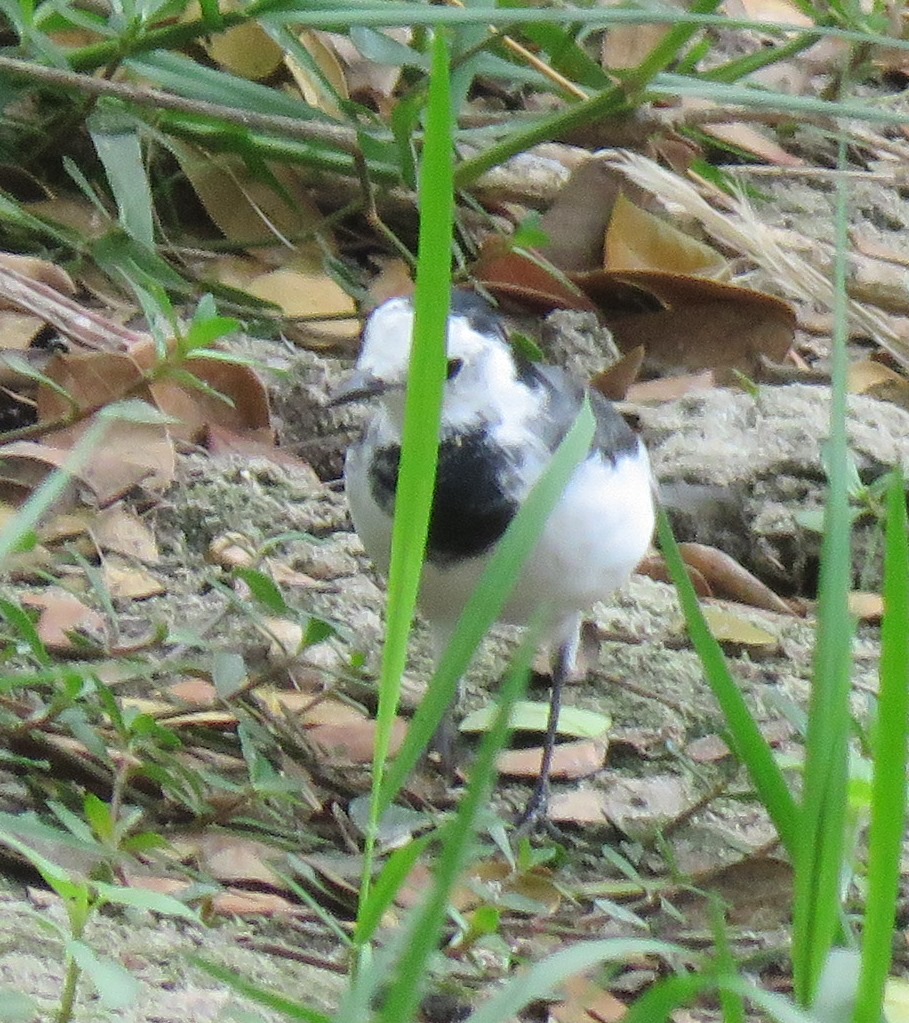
<box><xmin>212</xmin><ymin>650</ymin><xmax>248</xmax><ymax>699</ymax></box>
<box><xmin>0</xmin><ymin>989</ymin><xmax>39</xmax><ymax>1023</ymax></box>
<box><xmin>92</xmin><ymin>881</ymin><xmax>200</xmax><ymax>922</ymax></box>
<box><xmin>96</xmin><ymin>399</ymin><xmax>178</xmax><ymax>426</ymax></box>
<box><xmin>234</xmin><ymin>567</ymin><xmax>291</xmax><ymax>616</ymax></box>
<box><xmin>459</xmin><ymin>700</ymin><xmax>611</xmax><ymax>739</ymax></box>
<box><xmin>67</xmin><ymin>939</ymin><xmax>140</xmax><ymax>1010</ymax></box>
<box><xmin>89</xmin><ymin>121</ymin><xmax>154</xmax><ymax>249</ymax></box>
<box><xmin>83</xmin><ymin>793</ymin><xmax>114</xmax><ymax>844</ymax></box>
<box><xmin>510</xmin><ymin>211</ymin><xmax>549</xmax><ymax>250</ymax></box>
<box><xmin>183</xmin><ymin>312</ymin><xmax>241</xmax><ymax>351</ymax></box>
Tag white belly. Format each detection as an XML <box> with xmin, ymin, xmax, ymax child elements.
<box><xmin>347</xmin><ymin>439</ymin><xmax>655</xmax><ymax>641</ymax></box>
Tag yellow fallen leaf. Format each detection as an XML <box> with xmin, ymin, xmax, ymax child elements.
<box><xmin>246</xmin><ymin>267</ymin><xmax>359</xmax><ymax>339</ymax></box>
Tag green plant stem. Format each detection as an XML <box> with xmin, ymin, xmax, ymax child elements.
<box><xmin>57</xmin><ymin>2</ymin><xmax>909</xmax><ymax>78</ymax></box>
<box><xmin>454</xmin><ymin>0</ymin><xmax>721</xmax><ymax>187</ymax></box>
<box><xmin>356</xmin><ymin>28</ymin><xmax>453</xmax><ymax>933</ymax></box>
<box><xmin>852</xmin><ymin>469</ymin><xmax>909</xmax><ymax>1023</ymax></box>
<box><xmin>657</xmin><ymin>507</ymin><xmax>800</xmax><ymax>854</ymax></box>
<box><xmin>791</xmin><ymin>134</ymin><xmax>854</xmax><ymax>1009</ymax></box>
<box><xmin>55</xmin><ymin>958</ymin><xmax>80</xmax><ymax>1023</ymax></box>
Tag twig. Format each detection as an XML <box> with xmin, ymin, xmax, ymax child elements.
<box><xmin>0</xmin><ymin>55</ymin><xmax>368</xmax><ymax>155</ymax></box>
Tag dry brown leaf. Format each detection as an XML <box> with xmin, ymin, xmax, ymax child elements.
<box><xmin>24</xmin><ymin>195</ymin><xmax>109</xmax><ymax>239</ymax></box>
<box><xmin>208</xmin><ymin>21</ymin><xmax>284</xmax><ymax>80</ymax></box>
<box><xmin>172</xmin><ymin>144</ymin><xmax>326</xmax><ymax>248</ymax></box>
<box><xmin>37</xmin><ymin>510</ymin><xmax>92</xmax><ymax>544</ymax></box>
<box><xmin>848</xmin><ymin>591</ymin><xmax>884</xmax><ymax>623</ymax></box>
<box><xmin>204</xmin><ymin>425</ymin><xmax>311</xmax><ymax>466</ymax></box>
<box><xmin>551</xmin><ymin>974</ymin><xmax>627</xmax><ymax>1023</ymax></box>
<box><xmin>538</xmin><ymin>159</ymin><xmax>633</xmax><ymax>273</ymax></box>
<box><xmin>160</xmin><ymin>710</ymin><xmax>239</xmax><ymax>729</ymax></box>
<box><xmin>851</xmin><ymin>232</ymin><xmax>909</xmax><ymax>269</ymax></box>
<box><xmin>700</xmin><ymin>122</ymin><xmax>804</xmax><ymax>167</ymax></box>
<box><xmin>34</xmin><ymin>348</ymin><xmax>176</xmax><ymax>492</ymax></box>
<box><xmin>167</xmin><ymin>678</ymin><xmax>218</xmax><ymax>706</ymax></box>
<box><xmin>245</xmin><ymin>265</ymin><xmax>359</xmax><ymax>340</ymax></box>
<box><xmin>366</xmin><ymin>258</ymin><xmax>414</xmax><ymax>308</ymax></box>
<box><xmin>0</xmin><ymin>443</ymin><xmax>79</xmax><ymax>496</ymax></box>
<box><xmin>22</xmin><ymin>589</ymin><xmax>106</xmax><ymax>654</ymax></box>
<box><xmin>102</xmin><ymin>558</ymin><xmax>165</xmax><ymax>600</ymax></box>
<box><xmin>212</xmin><ymin>889</ymin><xmax>302</xmax><ymax>917</ymax></box>
<box><xmin>150</xmin><ymin>357</ymin><xmax>272</xmax><ymax>443</ymax></box>
<box><xmin>496</xmin><ymin>738</ymin><xmax>607</xmax><ymax>780</ymax></box>
<box><xmin>677</xmin><ymin>857</ymin><xmax>794</xmax><ymax>929</ymax></box>
<box><xmin>0</xmin><ymin>311</ymin><xmax>47</xmax><ymax>349</ymax></box>
<box><xmin>685</xmin><ymin>719</ymin><xmax>793</xmax><ymax>763</ymax></box>
<box><xmin>590</xmin><ymin>345</ymin><xmax>645</xmax><ymax>401</ymax></box>
<box><xmin>678</xmin><ymin>542</ymin><xmax>793</xmax><ymax>615</ymax></box>
<box><xmin>724</xmin><ymin>0</ymin><xmax>813</xmax><ymax>26</ymax></box>
<box><xmin>286</xmin><ymin>31</ymin><xmax>349</xmax><ymax>118</ymax></box>
<box><xmin>604</xmin><ymin>192</ymin><xmax>727</xmax><ymax>276</ymax></box>
<box><xmin>847</xmin><ymin>359</ymin><xmax>909</xmax><ymax>409</ymax></box>
<box><xmin>193</xmin><ymin>832</ymin><xmax>287</xmax><ymax>887</ymax></box>
<box><xmin>0</xmin><ymin>253</ymin><xmax>76</xmax><ymax>297</ymax></box>
<box><xmin>575</xmin><ymin>269</ymin><xmax>796</xmax><ymax>374</ymax></box>
<box><xmin>636</xmin><ymin>552</ymin><xmax>712</xmax><ymax>596</ymax></box>
<box><xmin>459</xmin><ymin>860</ymin><xmax>562</xmax><ymax>915</ymax></box>
<box><xmin>602</xmin><ymin>21</ymin><xmax>670</xmax><ymax>70</ymax></box>
<box><xmin>475</xmin><ymin>246</ymin><xmax>597</xmax><ymax>314</ymax></box>
<box><xmin>328</xmin><ymin>29</ymin><xmax>408</xmax><ymax>110</ymax></box>
<box><xmin>625</xmin><ymin>370</ymin><xmax>717</xmax><ymax>402</ymax></box>
<box><xmin>207</xmin><ymin>531</ymin><xmax>257</xmax><ymax>569</ymax></box>
<box><xmin>256</xmin><ymin>688</ymin><xmax>368</xmax><ymax>727</ymax></box>
<box><xmin>549</xmin><ymin>788</ymin><xmax>610</xmax><ymax>825</ymax></box>
<box><xmin>263</xmin><ymin>618</ymin><xmax>304</xmax><ymax>659</ymax></box>
<box><xmin>597</xmin><ymin>775</ymin><xmax>695</xmax><ymax>838</ymax></box>
<box><xmin>308</xmin><ymin>718</ymin><xmax>407</xmax><ymax>763</ymax></box>
<box><xmin>92</xmin><ymin>504</ymin><xmax>159</xmax><ymax>562</ymax></box>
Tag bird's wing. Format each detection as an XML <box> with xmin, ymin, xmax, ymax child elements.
<box><xmin>533</xmin><ymin>363</ymin><xmax>640</xmax><ymax>463</ymax></box>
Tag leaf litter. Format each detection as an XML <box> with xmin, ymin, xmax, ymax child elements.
<box><xmin>3</xmin><ymin>6</ymin><xmax>909</xmax><ymax>1018</ymax></box>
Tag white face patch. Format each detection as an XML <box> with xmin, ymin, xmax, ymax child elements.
<box><xmin>358</xmin><ymin>297</ymin><xmax>415</xmax><ymax>384</ymax></box>
<box><xmin>356</xmin><ymin>295</ymin><xmax>543</xmax><ymax>438</ymax></box>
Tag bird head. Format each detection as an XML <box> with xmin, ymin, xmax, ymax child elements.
<box><xmin>328</xmin><ymin>291</ymin><xmax>533</xmax><ymax>433</ymax></box>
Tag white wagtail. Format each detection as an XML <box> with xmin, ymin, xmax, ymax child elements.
<box><xmin>331</xmin><ymin>290</ymin><xmax>655</xmax><ymax>824</ymax></box>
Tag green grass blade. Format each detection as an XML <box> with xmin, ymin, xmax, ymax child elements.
<box><xmin>189</xmin><ymin>958</ymin><xmax>332</xmax><ymax>1023</ymax></box>
<box><xmin>791</xmin><ymin>136</ymin><xmax>854</xmax><ymax>1009</ymax></box>
<box><xmin>89</xmin><ymin>114</ymin><xmax>154</xmax><ymax>249</ymax></box>
<box><xmin>377</xmin><ymin>397</ymin><xmax>597</xmax><ymax>816</ymax></box>
<box><xmin>853</xmin><ymin>468</ymin><xmax>909</xmax><ymax>1023</ymax></box>
<box><xmin>656</xmin><ymin>507</ymin><xmax>799</xmax><ymax>853</ymax></box>
<box><xmin>374</xmin><ymin>630</ymin><xmax>539</xmax><ymax>1023</ymax></box>
<box><xmin>467</xmin><ymin>937</ymin><xmax>695</xmax><ymax>1023</ymax></box>
<box><xmin>358</xmin><ymin>25</ymin><xmax>454</xmax><ymax>926</ymax></box>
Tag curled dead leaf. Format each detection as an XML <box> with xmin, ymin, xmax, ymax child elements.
<box><xmin>575</xmin><ymin>269</ymin><xmax>796</xmax><ymax>375</ymax></box>
<box><xmin>678</xmin><ymin>542</ymin><xmax>794</xmax><ymax>615</ymax></box>
<box><xmin>604</xmin><ymin>191</ymin><xmax>727</xmax><ymax>277</ymax></box>
<box><xmin>0</xmin><ymin>253</ymin><xmax>75</xmax><ymax>298</ymax></box>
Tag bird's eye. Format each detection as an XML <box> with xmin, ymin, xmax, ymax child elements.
<box><xmin>446</xmin><ymin>358</ymin><xmax>464</xmax><ymax>380</ymax></box>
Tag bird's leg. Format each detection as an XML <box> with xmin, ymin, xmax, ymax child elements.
<box><xmin>427</xmin><ymin>627</ymin><xmax>462</xmax><ymax>778</ymax></box>
<box><xmin>516</xmin><ymin>625</ymin><xmax>578</xmax><ymax>831</ymax></box>
<box><xmin>430</xmin><ymin>705</ymin><xmax>459</xmax><ymax>778</ymax></box>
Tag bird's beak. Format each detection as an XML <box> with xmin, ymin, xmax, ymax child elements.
<box><xmin>327</xmin><ymin>369</ymin><xmax>391</xmax><ymax>407</ymax></box>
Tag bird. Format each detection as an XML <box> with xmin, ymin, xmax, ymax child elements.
<box><xmin>330</xmin><ymin>289</ymin><xmax>655</xmax><ymax>826</ymax></box>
